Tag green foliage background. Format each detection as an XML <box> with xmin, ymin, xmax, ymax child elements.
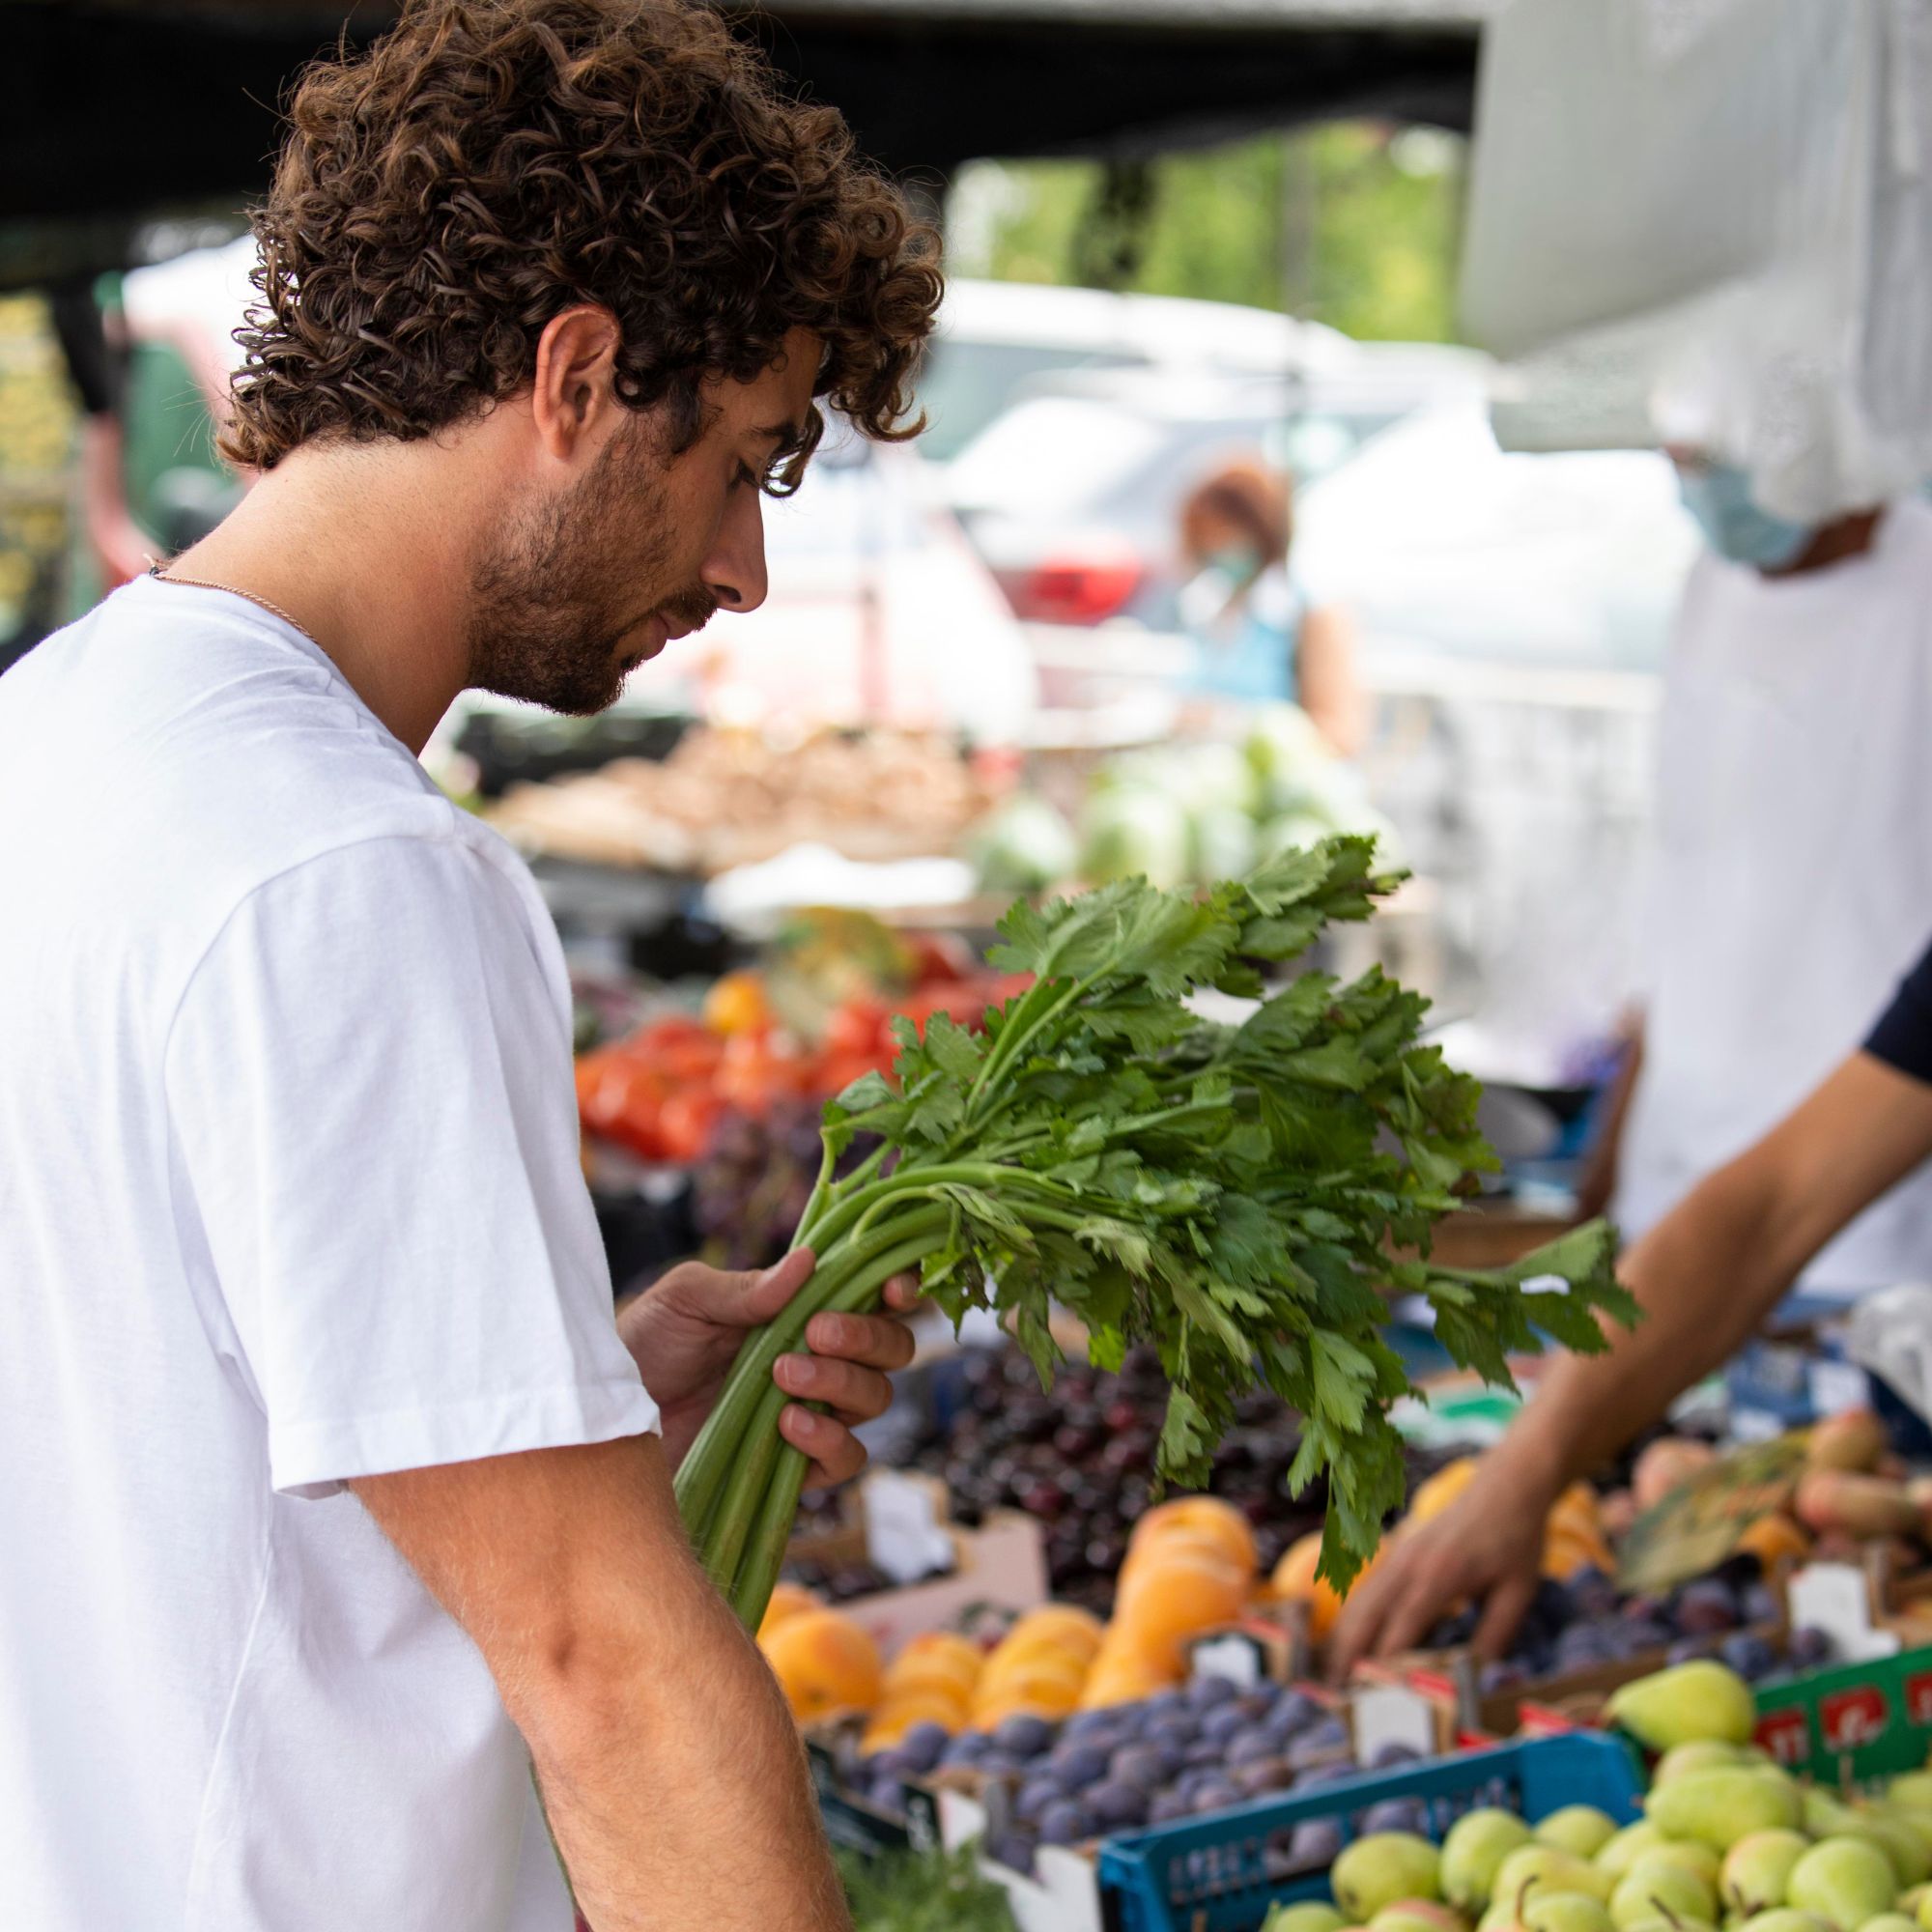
<box><xmin>947</xmin><ymin>122</ymin><xmax>1466</xmax><ymax>343</ymax></box>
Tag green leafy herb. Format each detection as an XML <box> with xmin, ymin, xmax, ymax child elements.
<box><xmin>676</xmin><ymin>838</ymin><xmax>1635</xmax><ymax>1626</ymax></box>
<box><xmin>836</xmin><ymin>1842</ymin><xmax>1018</xmax><ymax>1932</ymax></box>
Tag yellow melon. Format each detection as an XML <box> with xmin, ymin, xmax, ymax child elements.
<box><xmin>1003</xmin><ymin>1605</ymin><xmax>1106</xmax><ymax>1660</ymax></box>
<box><xmin>758</xmin><ymin>1608</ymin><xmax>883</xmax><ymax>1723</ymax></box>
<box><xmin>757</xmin><ymin>1579</ymin><xmax>822</xmax><ymax>1640</ymax></box>
<box><xmin>1114</xmin><ymin>1546</ymin><xmax>1250</xmax><ymax>1668</ymax></box>
<box><xmin>883</xmin><ymin>1632</ymin><xmax>984</xmax><ymax>1701</ymax></box>
<box><xmin>1128</xmin><ymin>1496</ymin><xmax>1258</xmax><ymax>1577</ymax></box>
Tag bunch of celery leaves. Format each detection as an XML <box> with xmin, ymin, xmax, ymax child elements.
<box><xmin>674</xmin><ymin>838</ymin><xmax>1631</xmax><ymax>1628</ymax></box>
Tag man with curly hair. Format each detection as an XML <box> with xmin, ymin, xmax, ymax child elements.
<box><xmin>0</xmin><ymin>3</ymin><xmax>941</xmax><ymax>1927</ymax></box>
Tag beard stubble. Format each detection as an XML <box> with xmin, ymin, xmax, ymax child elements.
<box><xmin>466</xmin><ymin>415</ymin><xmax>717</xmax><ymax>716</ymax></box>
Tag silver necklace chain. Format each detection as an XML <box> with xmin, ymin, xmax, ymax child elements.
<box><xmin>146</xmin><ymin>561</ymin><xmax>322</xmax><ymax>651</ymax></box>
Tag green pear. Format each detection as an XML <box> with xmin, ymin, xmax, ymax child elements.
<box><xmin>1648</xmin><ymin>1772</ymin><xmax>1804</xmax><ymax>1853</ymax></box>
<box><xmin>1892</xmin><ymin>1777</ymin><xmax>1932</xmax><ymax>1814</ymax></box>
<box><xmin>1601</xmin><ymin>1828</ymin><xmax>1671</xmax><ymax>1881</ymax></box>
<box><xmin>1721</xmin><ymin>1833</ymin><xmax>1810</xmax><ymax>1918</ymax></box>
<box><xmin>1896</xmin><ymin>1889</ymin><xmax>1929</xmax><ymax>1921</ymax></box>
<box><xmin>1740</xmin><ymin>1916</ymin><xmax>1836</xmax><ymax>1932</ymax></box>
<box><xmin>1334</xmin><ymin>1835</ymin><xmax>1444</xmax><ymax>1922</ymax></box>
<box><xmin>1809</xmin><ymin>1793</ymin><xmax>1867</xmax><ymax>1839</ymax></box>
<box><xmin>1542</xmin><ymin>1811</ymin><xmax>1622</xmax><ymax>1861</ymax></box>
<box><xmin>1655</xmin><ymin>1847</ymin><xmax>1725</xmax><ymax>1889</ymax></box>
<box><xmin>1608</xmin><ymin>1662</ymin><xmax>1757</xmax><ymax>1750</ymax></box>
<box><xmin>1919</xmin><ymin>1891</ymin><xmax>1932</xmax><ymax>1932</ymax></box>
<box><xmin>1856</xmin><ymin>1815</ymin><xmax>1928</xmax><ymax>1889</ymax></box>
<box><xmin>1525</xmin><ymin>1895</ymin><xmax>1615</xmax><ymax>1932</ymax></box>
<box><xmin>1271</xmin><ymin>1909</ymin><xmax>1349</xmax><ymax>1932</ymax></box>
<box><xmin>1655</xmin><ymin>1744</ymin><xmax>1747</xmax><ymax>1787</ymax></box>
<box><xmin>1611</xmin><ymin>1859</ymin><xmax>1719</xmax><ymax>1930</ymax></box>
<box><xmin>1787</xmin><ymin>1838</ymin><xmax>1899</xmax><ymax>1932</ymax></box>
<box><xmin>1622</xmin><ymin>1920</ymin><xmax>1717</xmax><ymax>1932</ymax></box>
<box><xmin>1860</xmin><ymin>1918</ymin><xmax>1918</xmax><ymax>1932</ymax></box>
<box><xmin>1876</xmin><ymin>1814</ymin><xmax>1932</xmax><ymax>1886</ymax></box>
<box><xmin>1479</xmin><ymin>1904</ymin><xmax>1520</xmax><ymax>1932</ymax></box>
<box><xmin>1497</xmin><ymin>1848</ymin><xmax>1612</xmax><ymax>1908</ymax></box>
<box><xmin>1444</xmin><ymin>1811</ymin><xmax>1537</xmax><ymax>1913</ymax></box>
<box><xmin>1371</xmin><ymin>1904</ymin><xmax>1463</xmax><ymax>1932</ymax></box>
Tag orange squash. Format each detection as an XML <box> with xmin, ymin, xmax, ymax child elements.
<box><xmin>1003</xmin><ymin>1604</ymin><xmax>1106</xmax><ymax>1660</ymax></box>
<box><xmin>757</xmin><ymin>1579</ymin><xmax>821</xmax><ymax>1640</ymax></box>
<box><xmin>758</xmin><ymin>1608</ymin><xmax>883</xmax><ymax>1723</ymax></box>
<box><xmin>1129</xmin><ymin>1496</ymin><xmax>1258</xmax><ymax>1577</ymax></box>
<box><xmin>1115</xmin><ymin>1545</ymin><xmax>1251</xmax><ymax>1669</ymax></box>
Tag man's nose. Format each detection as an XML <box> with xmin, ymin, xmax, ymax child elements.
<box><xmin>703</xmin><ymin>489</ymin><xmax>769</xmax><ymax>615</ymax></box>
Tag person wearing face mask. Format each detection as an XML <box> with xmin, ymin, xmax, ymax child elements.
<box><xmin>1575</xmin><ymin>453</ymin><xmax>1932</xmax><ymax>1304</ymax></box>
<box><xmin>1175</xmin><ymin>458</ymin><xmax>1368</xmax><ymax>754</ymax></box>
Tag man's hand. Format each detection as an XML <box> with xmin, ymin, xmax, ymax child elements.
<box><xmin>617</xmin><ymin>1248</ymin><xmax>920</xmax><ymax>1481</ymax></box>
<box><xmin>1326</xmin><ymin>1461</ymin><xmax>1548</xmax><ymax>1679</ymax></box>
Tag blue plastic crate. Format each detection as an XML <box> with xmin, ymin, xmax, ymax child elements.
<box><xmin>1096</xmin><ymin>1734</ymin><xmax>1643</xmax><ymax>1932</ymax></box>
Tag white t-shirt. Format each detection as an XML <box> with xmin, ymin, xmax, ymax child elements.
<box><xmin>1618</xmin><ymin>499</ymin><xmax>1932</xmax><ymax>1291</ymax></box>
<box><xmin>0</xmin><ymin>576</ymin><xmax>661</xmax><ymax>1928</ymax></box>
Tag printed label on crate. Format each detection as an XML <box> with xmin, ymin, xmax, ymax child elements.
<box><xmin>1819</xmin><ymin>1682</ymin><xmax>1891</xmax><ymax>1752</ymax></box>
<box><xmin>1190</xmin><ymin>1632</ymin><xmax>1265</xmax><ymax>1690</ymax></box>
<box><xmin>1788</xmin><ymin>1562</ymin><xmax>1900</xmax><ymax>1664</ymax></box>
<box><xmin>1755</xmin><ymin>1705</ymin><xmax>1812</xmax><ymax>1765</ymax></box>
<box><xmin>864</xmin><ymin>1470</ymin><xmax>953</xmax><ymax>1586</ymax></box>
<box><xmin>1906</xmin><ymin>1667</ymin><xmax>1932</xmax><ymax>1725</ymax></box>
<box><xmin>1618</xmin><ymin>1435</ymin><xmax>1809</xmax><ymax>1595</ymax></box>
<box><xmin>1352</xmin><ymin>1681</ymin><xmax>1439</xmax><ymax>1762</ymax></box>
<box><xmin>1753</xmin><ymin>1642</ymin><xmax>1932</xmax><ymax>1782</ymax></box>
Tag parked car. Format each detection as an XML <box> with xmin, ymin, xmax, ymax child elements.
<box><xmin>1290</xmin><ymin>397</ymin><xmax>1698</xmax><ymax>669</ymax></box>
<box><xmin>619</xmin><ymin>418</ymin><xmax>1037</xmax><ymax>743</ymax></box>
<box><xmin>913</xmin><ymin>276</ymin><xmax>1357</xmax><ymax>463</ymax></box>
<box><xmin>941</xmin><ymin>347</ymin><xmax>1488</xmax><ymax>626</ymax></box>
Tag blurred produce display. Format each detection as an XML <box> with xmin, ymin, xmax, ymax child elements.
<box><xmin>835</xmin><ymin>1841</ymin><xmax>1017</xmax><ymax>1932</ymax></box>
<box><xmin>576</xmin><ymin>910</ymin><xmax>1026</xmax><ymax>1172</ymax></box>
<box><xmin>897</xmin><ymin>1343</ymin><xmax>1430</xmax><ymax>1611</ymax></box>
<box><xmin>490</xmin><ymin>724</ymin><xmax>1003</xmax><ymax>874</ymax></box>
<box><xmin>966</xmin><ymin>705</ymin><xmax>1393</xmax><ymax>897</ymax></box>
<box><xmin>0</xmin><ymin>297</ymin><xmax>75</xmax><ymax>655</ymax></box>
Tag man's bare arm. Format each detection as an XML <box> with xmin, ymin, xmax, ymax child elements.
<box><xmin>1330</xmin><ymin>1049</ymin><xmax>1932</xmax><ymax>1671</ymax></box>
<box><xmin>352</xmin><ymin>1435</ymin><xmax>845</xmax><ymax>1932</ymax></box>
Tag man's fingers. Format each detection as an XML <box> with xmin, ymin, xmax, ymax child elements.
<box><xmin>881</xmin><ymin>1272</ymin><xmax>924</xmax><ymax>1314</ymax></box>
<box><xmin>703</xmin><ymin>1247</ymin><xmax>815</xmax><ymax>1325</ymax></box>
<box><xmin>1325</xmin><ymin>1551</ymin><xmax>1402</xmax><ymax>1681</ymax></box>
<box><xmin>1471</xmin><ymin>1565</ymin><xmax>1539</xmax><ymax>1662</ymax></box>
<box><xmin>780</xmin><ymin>1404</ymin><xmax>866</xmax><ymax>1489</ymax></box>
<box><xmin>803</xmin><ymin>1309</ymin><xmax>917</xmax><ymax>1374</ymax></box>
<box><xmin>775</xmin><ymin>1352</ymin><xmax>893</xmax><ymax>1424</ymax></box>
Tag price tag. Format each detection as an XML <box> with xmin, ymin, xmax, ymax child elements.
<box><xmin>1350</xmin><ymin>1682</ymin><xmax>1438</xmax><ymax>1763</ymax></box>
<box><xmin>1190</xmin><ymin>1633</ymin><xmax>1264</xmax><ymax>1690</ymax></box>
<box><xmin>1788</xmin><ymin>1562</ymin><xmax>1899</xmax><ymax>1663</ymax></box>
<box><xmin>863</xmin><ymin>1471</ymin><xmax>953</xmax><ymax>1586</ymax></box>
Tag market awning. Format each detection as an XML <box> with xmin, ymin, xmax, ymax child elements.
<box><xmin>0</xmin><ymin>0</ymin><xmax>1481</xmax><ymax>289</ymax></box>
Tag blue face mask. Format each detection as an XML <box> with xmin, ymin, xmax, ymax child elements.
<box><xmin>1677</xmin><ymin>463</ymin><xmax>1816</xmax><ymax>570</ymax></box>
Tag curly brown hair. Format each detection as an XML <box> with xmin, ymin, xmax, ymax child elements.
<box><xmin>219</xmin><ymin>0</ymin><xmax>942</xmax><ymax>487</ymax></box>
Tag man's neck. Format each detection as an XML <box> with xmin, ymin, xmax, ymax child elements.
<box><xmin>1761</xmin><ymin>506</ymin><xmax>1886</xmax><ymax>581</ymax></box>
<box><xmin>164</xmin><ymin>440</ymin><xmax>482</xmax><ymax>753</ymax></box>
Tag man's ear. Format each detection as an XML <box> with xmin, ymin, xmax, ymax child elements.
<box><xmin>530</xmin><ymin>305</ymin><xmax>623</xmax><ymax>461</ymax></box>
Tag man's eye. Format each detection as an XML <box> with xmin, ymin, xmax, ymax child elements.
<box><xmin>734</xmin><ymin>462</ymin><xmax>760</xmax><ymax>490</ymax></box>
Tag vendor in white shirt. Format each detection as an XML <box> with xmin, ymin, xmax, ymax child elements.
<box><xmin>1579</xmin><ymin>453</ymin><xmax>1932</xmax><ymax>1294</ymax></box>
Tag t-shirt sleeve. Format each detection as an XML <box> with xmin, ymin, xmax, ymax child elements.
<box><xmin>1865</xmin><ymin>933</ymin><xmax>1932</xmax><ymax>1087</ymax></box>
<box><xmin>165</xmin><ymin>829</ymin><xmax>659</xmax><ymax>1496</ymax></box>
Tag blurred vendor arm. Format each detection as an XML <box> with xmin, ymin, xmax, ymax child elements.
<box><xmin>1330</xmin><ymin>947</ymin><xmax>1932</xmax><ymax>1672</ymax></box>
<box><xmin>1295</xmin><ymin>599</ymin><xmax>1369</xmax><ymax>759</ymax></box>
<box><xmin>1574</xmin><ymin>1014</ymin><xmax>1645</xmax><ymax>1221</ymax></box>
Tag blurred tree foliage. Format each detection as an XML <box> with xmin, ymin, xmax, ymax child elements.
<box><xmin>0</xmin><ymin>296</ymin><xmax>76</xmax><ymax>653</ymax></box>
<box><xmin>946</xmin><ymin>121</ymin><xmax>1466</xmax><ymax>343</ymax></box>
